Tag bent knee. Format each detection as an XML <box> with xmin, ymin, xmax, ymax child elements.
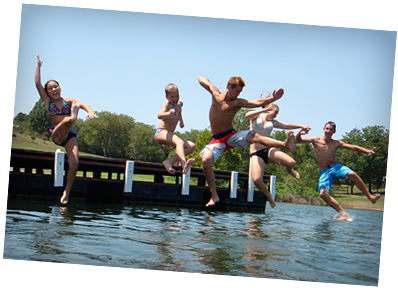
<box><xmin>346</xmin><ymin>171</ymin><xmax>358</xmax><ymax>179</ymax></box>
<box><xmin>319</xmin><ymin>188</ymin><xmax>329</xmax><ymax>198</ymax></box>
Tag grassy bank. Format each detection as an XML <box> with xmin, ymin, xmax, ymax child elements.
<box><xmin>276</xmin><ymin>185</ymin><xmax>385</xmax><ymax>212</ymax></box>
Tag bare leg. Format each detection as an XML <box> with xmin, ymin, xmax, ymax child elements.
<box><xmin>346</xmin><ymin>172</ymin><xmax>381</xmax><ymax>204</ymax></box>
<box><xmin>60</xmin><ymin>137</ymin><xmax>79</xmax><ymax>204</ymax></box>
<box><xmin>248</xmin><ymin>131</ymin><xmax>295</xmax><ymax>152</ymax></box>
<box><xmin>163</xmin><ymin>155</ymin><xmax>177</xmax><ymax>174</ymax></box>
<box><xmin>320</xmin><ymin>188</ymin><xmax>349</xmax><ymax>220</ymax></box>
<box><xmin>51</xmin><ymin>102</ymin><xmax>81</xmax><ymax>145</ymax></box>
<box><xmin>161</xmin><ymin>137</ymin><xmax>196</xmax><ymax>174</ymax></box>
<box><xmin>202</xmin><ymin>150</ymin><xmax>219</xmax><ymax>207</ymax></box>
<box><xmin>251</xmin><ymin>156</ymin><xmax>276</xmax><ymax>208</ymax></box>
<box><xmin>268</xmin><ymin>148</ymin><xmax>300</xmax><ymax>179</ymax></box>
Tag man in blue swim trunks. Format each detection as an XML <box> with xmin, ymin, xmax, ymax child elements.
<box><xmin>296</xmin><ymin>121</ymin><xmax>381</xmax><ymax>220</ymax></box>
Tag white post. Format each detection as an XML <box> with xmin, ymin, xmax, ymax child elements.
<box><xmin>269</xmin><ymin>175</ymin><xmax>277</xmax><ymax>207</ymax></box>
<box><xmin>247</xmin><ymin>158</ymin><xmax>255</xmax><ymax>202</ymax></box>
<box><xmin>230</xmin><ymin>171</ymin><xmax>238</xmax><ymax>198</ymax></box>
<box><xmin>124</xmin><ymin>161</ymin><xmax>135</xmax><ymax>193</ymax></box>
<box><xmin>181</xmin><ymin>168</ymin><xmax>191</xmax><ymax>195</ymax></box>
<box><xmin>54</xmin><ymin>149</ymin><xmax>65</xmax><ymax>187</ymax></box>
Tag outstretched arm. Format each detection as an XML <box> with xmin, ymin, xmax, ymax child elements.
<box><xmin>35</xmin><ymin>54</ymin><xmax>50</xmax><ymax>105</ymax></box>
<box><xmin>274</xmin><ymin>120</ymin><xmax>311</xmax><ymax>131</ymax></box>
<box><xmin>242</xmin><ymin>88</ymin><xmax>284</xmax><ymax>109</ymax></box>
<box><xmin>245</xmin><ymin>107</ymin><xmax>272</xmax><ymax>119</ymax></box>
<box><xmin>340</xmin><ymin>141</ymin><xmax>376</xmax><ymax>155</ymax></box>
<box><xmin>65</xmin><ymin>98</ymin><xmax>98</xmax><ymax>119</ymax></box>
<box><xmin>198</xmin><ymin>76</ymin><xmax>221</xmax><ymax>96</ymax></box>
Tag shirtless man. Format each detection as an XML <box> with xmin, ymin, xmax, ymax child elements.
<box><xmin>198</xmin><ymin>76</ymin><xmax>296</xmax><ymax>207</ymax></box>
<box><xmin>296</xmin><ymin>121</ymin><xmax>381</xmax><ymax>220</ymax></box>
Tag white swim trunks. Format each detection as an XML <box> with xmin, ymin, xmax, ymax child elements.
<box><xmin>199</xmin><ymin>129</ymin><xmax>254</xmax><ymax>161</ymax></box>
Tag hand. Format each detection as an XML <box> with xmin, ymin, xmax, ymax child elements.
<box><xmin>37</xmin><ymin>54</ymin><xmax>43</xmax><ymax>67</ymax></box>
<box><xmin>272</xmin><ymin>88</ymin><xmax>284</xmax><ymax>101</ymax></box>
<box><xmin>298</xmin><ymin>127</ymin><xmax>310</xmax><ymax>135</ymax></box>
<box><xmin>86</xmin><ymin>112</ymin><xmax>98</xmax><ymax>119</ymax></box>
<box><xmin>169</xmin><ymin>109</ymin><xmax>176</xmax><ymax>116</ymax></box>
<box><xmin>368</xmin><ymin>147</ymin><xmax>376</xmax><ymax>155</ymax></box>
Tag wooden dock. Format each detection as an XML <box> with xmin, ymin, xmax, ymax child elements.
<box><xmin>8</xmin><ymin>148</ymin><xmax>275</xmax><ymax>211</ymax></box>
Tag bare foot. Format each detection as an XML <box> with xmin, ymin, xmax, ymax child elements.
<box><xmin>60</xmin><ymin>191</ymin><xmax>69</xmax><ymax>205</ymax></box>
<box><xmin>70</xmin><ymin>102</ymin><xmax>81</xmax><ymax>122</ymax></box>
<box><xmin>371</xmin><ymin>194</ymin><xmax>381</xmax><ymax>204</ymax></box>
<box><xmin>336</xmin><ymin>214</ymin><xmax>351</xmax><ymax>221</ymax></box>
<box><xmin>285</xmin><ymin>167</ymin><xmax>300</xmax><ymax>179</ymax></box>
<box><xmin>205</xmin><ymin>196</ymin><xmax>219</xmax><ymax>207</ymax></box>
<box><xmin>285</xmin><ymin>131</ymin><xmax>296</xmax><ymax>151</ymax></box>
<box><xmin>163</xmin><ymin>161</ymin><xmax>176</xmax><ymax>174</ymax></box>
<box><xmin>182</xmin><ymin>158</ymin><xmax>195</xmax><ymax>174</ymax></box>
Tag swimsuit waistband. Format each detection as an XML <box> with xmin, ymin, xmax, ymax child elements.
<box><xmin>320</xmin><ymin>163</ymin><xmax>339</xmax><ymax>173</ymax></box>
<box><xmin>211</xmin><ymin>129</ymin><xmax>236</xmax><ymax>140</ymax></box>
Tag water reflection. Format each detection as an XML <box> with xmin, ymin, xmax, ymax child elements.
<box><xmin>4</xmin><ymin>200</ymin><xmax>382</xmax><ymax>286</ymax></box>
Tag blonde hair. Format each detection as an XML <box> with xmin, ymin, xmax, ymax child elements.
<box><xmin>263</xmin><ymin>103</ymin><xmax>279</xmax><ymax>114</ymax></box>
<box><xmin>165</xmin><ymin>83</ymin><xmax>179</xmax><ymax>95</ymax></box>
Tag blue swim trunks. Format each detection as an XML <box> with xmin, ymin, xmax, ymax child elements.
<box><xmin>318</xmin><ymin>163</ymin><xmax>353</xmax><ymax>193</ymax></box>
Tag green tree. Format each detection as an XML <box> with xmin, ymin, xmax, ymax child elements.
<box><xmin>128</xmin><ymin>122</ymin><xmax>168</xmax><ymax>162</ymax></box>
<box><xmin>78</xmin><ymin>111</ymin><xmax>135</xmax><ymax>158</ymax></box>
<box><xmin>337</xmin><ymin>125</ymin><xmax>389</xmax><ymax>193</ymax></box>
<box><xmin>27</xmin><ymin>100</ymin><xmax>52</xmax><ymax>135</ymax></box>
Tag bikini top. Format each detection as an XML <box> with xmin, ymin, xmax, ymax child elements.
<box><xmin>48</xmin><ymin>98</ymin><xmax>71</xmax><ymax>116</ymax></box>
<box><xmin>168</xmin><ymin>101</ymin><xmax>182</xmax><ymax>117</ymax></box>
<box><xmin>252</xmin><ymin>116</ymin><xmax>274</xmax><ymax>135</ymax></box>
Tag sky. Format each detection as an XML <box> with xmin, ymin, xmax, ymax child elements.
<box><xmin>12</xmin><ymin>2</ymin><xmax>396</xmax><ymax>139</ymax></box>
<box><xmin>1</xmin><ymin>1</ymin><xmax>398</xmax><ymax>288</ymax></box>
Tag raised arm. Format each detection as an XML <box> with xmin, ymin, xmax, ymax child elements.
<box><xmin>340</xmin><ymin>141</ymin><xmax>376</xmax><ymax>155</ymax></box>
<box><xmin>35</xmin><ymin>54</ymin><xmax>50</xmax><ymax>104</ymax></box>
<box><xmin>295</xmin><ymin>127</ymin><xmax>314</xmax><ymax>144</ymax></box>
<box><xmin>198</xmin><ymin>76</ymin><xmax>221</xmax><ymax>96</ymax></box>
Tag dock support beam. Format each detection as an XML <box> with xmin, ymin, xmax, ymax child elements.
<box><xmin>181</xmin><ymin>168</ymin><xmax>191</xmax><ymax>195</ymax></box>
<box><xmin>124</xmin><ymin>161</ymin><xmax>135</xmax><ymax>193</ymax></box>
<box><xmin>54</xmin><ymin>149</ymin><xmax>65</xmax><ymax>187</ymax></box>
<box><xmin>268</xmin><ymin>175</ymin><xmax>277</xmax><ymax>208</ymax></box>
<box><xmin>230</xmin><ymin>171</ymin><xmax>238</xmax><ymax>198</ymax></box>
<box><xmin>247</xmin><ymin>158</ymin><xmax>255</xmax><ymax>202</ymax></box>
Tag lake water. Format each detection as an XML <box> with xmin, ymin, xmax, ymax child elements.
<box><xmin>3</xmin><ymin>197</ymin><xmax>383</xmax><ymax>286</ymax></box>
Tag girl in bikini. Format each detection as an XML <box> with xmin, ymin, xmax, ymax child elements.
<box><xmin>155</xmin><ymin>83</ymin><xmax>195</xmax><ymax>174</ymax></box>
<box><xmin>35</xmin><ymin>54</ymin><xmax>98</xmax><ymax>204</ymax></box>
<box><xmin>245</xmin><ymin>100</ymin><xmax>310</xmax><ymax>208</ymax></box>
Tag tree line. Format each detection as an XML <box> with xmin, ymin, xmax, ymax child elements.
<box><xmin>13</xmin><ymin>100</ymin><xmax>389</xmax><ymax>200</ymax></box>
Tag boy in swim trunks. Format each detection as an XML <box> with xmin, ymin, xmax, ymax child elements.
<box><xmin>155</xmin><ymin>83</ymin><xmax>195</xmax><ymax>174</ymax></box>
<box><xmin>296</xmin><ymin>122</ymin><xmax>381</xmax><ymax>220</ymax></box>
<box><xmin>198</xmin><ymin>76</ymin><xmax>296</xmax><ymax>207</ymax></box>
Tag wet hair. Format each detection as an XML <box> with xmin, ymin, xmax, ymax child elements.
<box><xmin>227</xmin><ymin>76</ymin><xmax>245</xmax><ymax>89</ymax></box>
<box><xmin>165</xmin><ymin>83</ymin><xmax>179</xmax><ymax>95</ymax></box>
<box><xmin>324</xmin><ymin>121</ymin><xmax>336</xmax><ymax>132</ymax></box>
<box><xmin>44</xmin><ymin>80</ymin><xmax>60</xmax><ymax>93</ymax></box>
